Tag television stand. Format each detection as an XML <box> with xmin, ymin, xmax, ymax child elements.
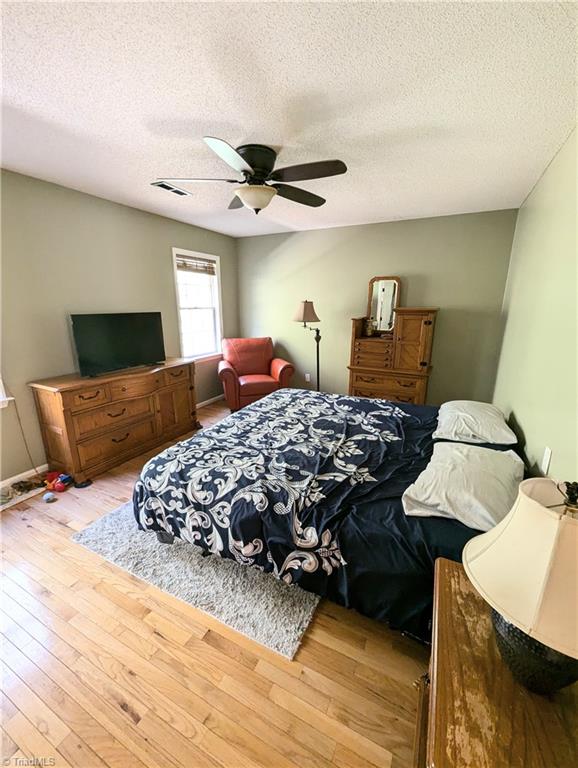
<box><xmin>29</xmin><ymin>357</ymin><xmax>201</xmax><ymax>483</ymax></box>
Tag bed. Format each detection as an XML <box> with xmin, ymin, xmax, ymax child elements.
<box><xmin>133</xmin><ymin>388</ymin><xmax>481</xmax><ymax>640</ymax></box>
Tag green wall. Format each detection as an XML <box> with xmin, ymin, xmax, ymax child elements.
<box><xmin>237</xmin><ymin>210</ymin><xmax>517</xmax><ymax>404</ymax></box>
<box><xmin>0</xmin><ymin>171</ymin><xmax>238</xmax><ymax>481</ymax></box>
<box><xmin>493</xmin><ymin>130</ymin><xmax>577</xmax><ymax>478</ymax></box>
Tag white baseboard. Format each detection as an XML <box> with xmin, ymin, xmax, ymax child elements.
<box><xmin>1</xmin><ymin>463</ymin><xmax>48</xmax><ymax>490</ymax></box>
<box><xmin>197</xmin><ymin>394</ymin><xmax>225</xmax><ymax>408</ymax></box>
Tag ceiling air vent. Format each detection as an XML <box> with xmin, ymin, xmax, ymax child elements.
<box><xmin>151</xmin><ymin>181</ymin><xmax>191</xmax><ymax>196</ymax></box>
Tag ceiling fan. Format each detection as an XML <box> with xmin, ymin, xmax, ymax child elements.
<box><xmin>151</xmin><ymin>136</ymin><xmax>347</xmax><ymax>214</ymax></box>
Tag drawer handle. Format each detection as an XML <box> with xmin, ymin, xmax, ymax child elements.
<box><xmin>79</xmin><ymin>390</ymin><xmax>100</xmax><ymax>401</ymax></box>
<box><xmin>413</xmin><ymin>672</ymin><xmax>431</xmax><ymax>690</ymax></box>
<box><xmin>169</xmin><ymin>370</ymin><xmax>184</xmax><ymax>378</ymax></box>
<box><xmin>107</xmin><ymin>407</ymin><xmax>127</xmax><ymax>418</ymax></box>
<box><xmin>397</xmin><ymin>380</ymin><xmax>414</xmax><ymax>388</ymax></box>
<box><xmin>359</xmin><ymin>376</ymin><xmax>378</xmax><ymax>383</ymax></box>
<box><xmin>112</xmin><ymin>432</ymin><xmax>130</xmax><ymax>443</ymax></box>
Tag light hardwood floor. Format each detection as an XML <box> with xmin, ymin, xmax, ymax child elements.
<box><xmin>1</xmin><ymin>400</ymin><xmax>429</xmax><ymax>768</ymax></box>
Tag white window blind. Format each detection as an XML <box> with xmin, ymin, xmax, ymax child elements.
<box><xmin>174</xmin><ymin>252</ymin><xmax>222</xmax><ymax>357</ymax></box>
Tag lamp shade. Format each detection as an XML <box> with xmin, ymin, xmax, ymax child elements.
<box><xmin>234</xmin><ymin>185</ymin><xmax>276</xmax><ymax>212</ymax></box>
<box><xmin>293</xmin><ymin>301</ymin><xmax>320</xmax><ymax>324</ymax></box>
<box><xmin>463</xmin><ymin>478</ymin><xmax>578</xmax><ymax>659</ymax></box>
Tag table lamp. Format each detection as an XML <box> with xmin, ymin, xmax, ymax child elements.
<box><xmin>463</xmin><ymin>477</ymin><xmax>578</xmax><ymax>694</ymax></box>
<box><xmin>293</xmin><ymin>300</ymin><xmax>321</xmax><ymax>391</ymax></box>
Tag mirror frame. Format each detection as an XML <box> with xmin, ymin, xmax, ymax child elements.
<box><xmin>366</xmin><ymin>276</ymin><xmax>401</xmax><ymax>330</ymax></box>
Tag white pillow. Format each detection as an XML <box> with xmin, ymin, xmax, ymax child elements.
<box><xmin>402</xmin><ymin>442</ymin><xmax>524</xmax><ymax>531</ymax></box>
<box><xmin>433</xmin><ymin>400</ymin><xmax>517</xmax><ymax>445</ymax></box>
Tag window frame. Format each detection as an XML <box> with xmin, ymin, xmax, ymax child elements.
<box><xmin>171</xmin><ymin>247</ymin><xmax>224</xmax><ymax>361</ymax></box>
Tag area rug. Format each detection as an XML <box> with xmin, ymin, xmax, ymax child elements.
<box><xmin>72</xmin><ymin>502</ymin><xmax>319</xmax><ymax>658</ymax></box>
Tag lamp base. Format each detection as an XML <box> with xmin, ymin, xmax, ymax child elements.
<box><xmin>491</xmin><ymin>609</ymin><xmax>578</xmax><ymax>695</ymax></box>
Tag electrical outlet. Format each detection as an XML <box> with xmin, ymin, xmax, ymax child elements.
<box><xmin>304</xmin><ymin>373</ymin><xmax>311</xmax><ymax>383</ymax></box>
<box><xmin>541</xmin><ymin>446</ymin><xmax>552</xmax><ymax>476</ymax></box>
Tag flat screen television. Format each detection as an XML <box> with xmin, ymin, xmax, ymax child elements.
<box><xmin>71</xmin><ymin>312</ymin><xmax>166</xmax><ymax>377</ymax></box>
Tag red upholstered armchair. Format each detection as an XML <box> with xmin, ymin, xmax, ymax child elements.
<box><xmin>218</xmin><ymin>337</ymin><xmax>294</xmax><ymax>411</ymax></box>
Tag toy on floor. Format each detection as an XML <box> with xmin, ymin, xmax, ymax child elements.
<box><xmin>1</xmin><ymin>470</ymin><xmax>82</xmax><ymax>510</ymax></box>
<box><xmin>45</xmin><ymin>471</ymin><xmax>74</xmax><ymax>492</ymax></box>
<box><xmin>44</xmin><ymin>471</ymin><xmax>60</xmax><ymax>489</ymax></box>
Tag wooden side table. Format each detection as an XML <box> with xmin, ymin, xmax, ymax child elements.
<box><xmin>413</xmin><ymin>558</ymin><xmax>577</xmax><ymax>768</ymax></box>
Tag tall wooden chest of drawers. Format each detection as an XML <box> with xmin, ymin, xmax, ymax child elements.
<box><xmin>29</xmin><ymin>358</ymin><xmax>201</xmax><ymax>482</ymax></box>
<box><xmin>348</xmin><ymin>307</ymin><xmax>438</xmax><ymax>404</ymax></box>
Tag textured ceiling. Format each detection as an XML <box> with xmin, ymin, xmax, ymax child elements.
<box><xmin>2</xmin><ymin>2</ymin><xmax>576</xmax><ymax>238</ymax></box>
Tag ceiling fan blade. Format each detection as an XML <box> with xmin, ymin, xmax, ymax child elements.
<box><xmin>228</xmin><ymin>195</ymin><xmax>244</xmax><ymax>209</ymax></box>
<box><xmin>204</xmin><ymin>136</ymin><xmax>254</xmax><ymax>174</ymax></box>
<box><xmin>158</xmin><ymin>177</ymin><xmax>240</xmax><ymax>184</ymax></box>
<box><xmin>272</xmin><ymin>183</ymin><xmax>326</xmax><ymax>207</ymax></box>
<box><xmin>269</xmin><ymin>159</ymin><xmax>346</xmax><ymax>183</ymax></box>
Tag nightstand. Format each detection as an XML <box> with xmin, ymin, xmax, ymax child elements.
<box><xmin>413</xmin><ymin>558</ymin><xmax>577</xmax><ymax>768</ymax></box>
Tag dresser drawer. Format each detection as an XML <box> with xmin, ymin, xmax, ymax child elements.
<box><xmin>76</xmin><ymin>418</ymin><xmax>157</xmax><ymax>469</ymax></box>
<box><xmin>353</xmin><ymin>354</ymin><xmax>394</xmax><ymax>369</ymax></box>
<box><xmin>109</xmin><ymin>374</ymin><xmax>163</xmax><ymax>400</ymax></box>
<box><xmin>352</xmin><ymin>386</ymin><xmax>420</xmax><ymax>404</ymax></box>
<box><xmin>72</xmin><ymin>395</ymin><xmax>155</xmax><ymax>440</ymax></box>
<box><xmin>354</xmin><ymin>338</ymin><xmax>388</xmax><ymax>353</ymax></box>
<box><xmin>353</xmin><ymin>340</ymin><xmax>394</xmax><ymax>368</ymax></box>
<box><xmin>162</xmin><ymin>364</ymin><xmax>191</xmax><ymax>387</ymax></box>
<box><xmin>352</xmin><ymin>372</ymin><xmax>419</xmax><ymax>393</ymax></box>
<box><xmin>350</xmin><ymin>371</ymin><xmax>426</xmax><ymax>404</ymax></box>
<box><xmin>66</xmin><ymin>385</ymin><xmax>111</xmax><ymax>412</ymax></box>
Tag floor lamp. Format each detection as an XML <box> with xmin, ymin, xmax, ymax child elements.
<box><xmin>293</xmin><ymin>300</ymin><xmax>321</xmax><ymax>391</ymax></box>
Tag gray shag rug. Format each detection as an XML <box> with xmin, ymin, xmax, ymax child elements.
<box><xmin>72</xmin><ymin>502</ymin><xmax>319</xmax><ymax>659</ymax></box>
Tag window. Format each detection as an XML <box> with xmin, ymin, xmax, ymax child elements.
<box><xmin>173</xmin><ymin>249</ymin><xmax>223</xmax><ymax>358</ymax></box>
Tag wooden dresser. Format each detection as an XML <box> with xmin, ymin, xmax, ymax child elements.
<box><xmin>29</xmin><ymin>358</ymin><xmax>201</xmax><ymax>482</ymax></box>
<box><xmin>348</xmin><ymin>307</ymin><xmax>438</xmax><ymax>404</ymax></box>
<box><xmin>414</xmin><ymin>558</ymin><xmax>578</xmax><ymax>768</ymax></box>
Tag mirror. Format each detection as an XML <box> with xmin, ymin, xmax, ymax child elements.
<box><xmin>367</xmin><ymin>276</ymin><xmax>401</xmax><ymax>332</ymax></box>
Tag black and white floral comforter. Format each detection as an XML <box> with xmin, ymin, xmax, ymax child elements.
<box><xmin>133</xmin><ymin>389</ymin><xmax>478</xmax><ymax>638</ymax></box>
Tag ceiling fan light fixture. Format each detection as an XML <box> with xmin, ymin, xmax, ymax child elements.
<box><xmin>234</xmin><ymin>185</ymin><xmax>277</xmax><ymax>214</ymax></box>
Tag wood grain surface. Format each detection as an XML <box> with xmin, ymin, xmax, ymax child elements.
<box><xmin>427</xmin><ymin>559</ymin><xmax>577</xmax><ymax>768</ymax></box>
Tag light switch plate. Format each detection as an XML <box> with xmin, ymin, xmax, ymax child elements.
<box><xmin>304</xmin><ymin>373</ymin><xmax>311</xmax><ymax>383</ymax></box>
<box><xmin>541</xmin><ymin>446</ymin><xmax>552</xmax><ymax>475</ymax></box>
